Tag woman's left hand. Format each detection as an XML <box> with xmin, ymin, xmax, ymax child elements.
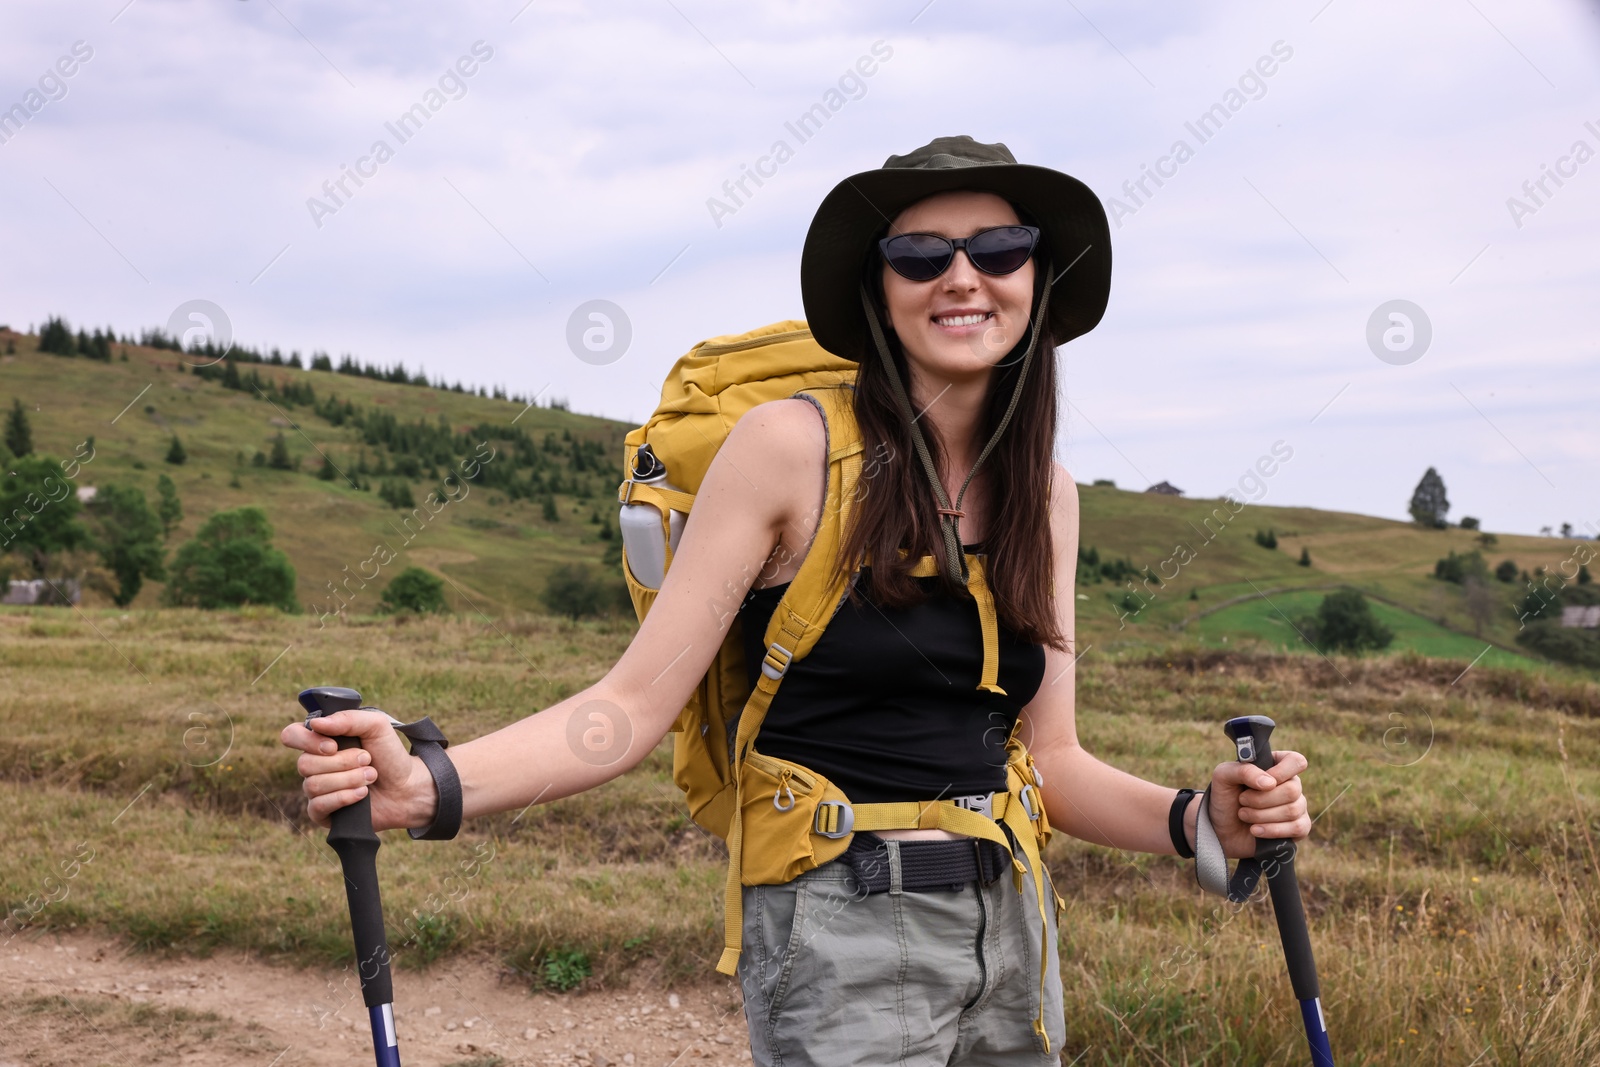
<box><xmin>1203</xmin><ymin>750</ymin><xmax>1312</xmax><ymax>859</ymax></box>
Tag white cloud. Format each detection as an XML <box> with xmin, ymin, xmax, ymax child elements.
<box><xmin>0</xmin><ymin>0</ymin><xmax>1595</xmax><ymax>536</ymax></box>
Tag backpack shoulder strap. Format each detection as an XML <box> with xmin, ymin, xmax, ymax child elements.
<box><xmin>715</xmin><ymin>383</ymin><xmax>862</xmax><ymax>975</ymax></box>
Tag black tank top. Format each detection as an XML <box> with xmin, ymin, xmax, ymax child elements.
<box><xmin>736</xmin><ymin>544</ymin><xmax>1047</xmax><ymax>804</ymax></box>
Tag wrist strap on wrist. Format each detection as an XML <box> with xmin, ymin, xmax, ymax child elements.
<box><xmin>1169</xmin><ymin>788</ymin><xmax>1199</xmax><ymax>858</ymax></box>
<box><xmin>1194</xmin><ymin>785</ymin><xmax>1292</xmax><ymax>902</ymax></box>
<box><xmin>390</xmin><ymin>715</ymin><xmax>462</xmax><ymax>841</ymax></box>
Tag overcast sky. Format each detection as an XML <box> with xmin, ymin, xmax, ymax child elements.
<box><xmin>2</xmin><ymin>0</ymin><xmax>1596</xmax><ymax>537</ymax></box>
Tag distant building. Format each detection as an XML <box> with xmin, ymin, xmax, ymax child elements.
<box><xmin>75</xmin><ymin>485</ymin><xmax>97</xmax><ymax>503</ymax></box>
<box><xmin>1560</xmin><ymin>605</ymin><xmax>1600</xmax><ymax>629</ymax></box>
<box><xmin>1145</xmin><ymin>481</ymin><xmax>1184</xmax><ymax>496</ymax></box>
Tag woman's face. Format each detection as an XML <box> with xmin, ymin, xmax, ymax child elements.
<box><xmin>879</xmin><ymin>190</ymin><xmax>1037</xmax><ymax>380</ymax></box>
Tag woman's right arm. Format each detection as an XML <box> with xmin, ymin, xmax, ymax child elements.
<box><xmin>279</xmin><ymin>398</ymin><xmax>826</xmax><ymax>831</ymax></box>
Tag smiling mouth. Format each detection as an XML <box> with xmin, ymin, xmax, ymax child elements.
<box><xmin>933</xmin><ymin>312</ymin><xmax>994</xmax><ymax>328</ymax></box>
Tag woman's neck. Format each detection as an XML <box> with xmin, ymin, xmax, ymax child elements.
<box><xmin>908</xmin><ymin>368</ymin><xmax>990</xmax><ymax>478</ymax></box>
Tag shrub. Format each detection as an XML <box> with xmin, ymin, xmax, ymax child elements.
<box><xmin>88</xmin><ymin>484</ymin><xmax>166</xmax><ymax>606</ymax></box>
<box><xmin>1434</xmin><ymin>549</ymin><xmax>1488</xmax><ymax>585</ymax></box>
<box><xmin>540</xmin><ymin>562</ymin><xmax>623</xmax><ymax>621</ymax></box>
<box><xmin>1295</xmin><ymin>589</ymin><xmax>1394</xmax><ymax>654</ymax></box>
<box><xmin>164</xmin><ymin>435</ymin><xmax>187</xmax><ymax>465</ymax></box>
<box><xmin>541</xmin><ymin>947</ymin><xmax>591</xmax><ymax>992</ymax></box>
<box><xmin>164</xmin><ymin>506</ymin><xmax>297</xmax><ymax>611</ymax></box>
<box><xmin>1298</xmin><ymin>546</ymin><xmax>1312</xmax><ymax>567</ymax></box>
<box><xmin>1458</xmin><ymin>516</ymin><xmax>1480</xmax><ymax>530</ymax></box>
<box><xmin>379</xmin><ymin>567</ymin><xmax>448</xmax><ymax>615</ymax></box>
<box><xmin>1495</xmin><ymin>559</ymin><xmax>1519</xmax><ymax>583</ymax></box>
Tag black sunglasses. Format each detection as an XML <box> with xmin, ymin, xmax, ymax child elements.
<box><xmin>878</xmin><ymin>224</ymin><xmax>1040</xmax><ymax>282</ymax></box>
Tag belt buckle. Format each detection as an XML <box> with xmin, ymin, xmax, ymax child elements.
<box><xmin>951</xmin><ymin>793</ymin><xmax>993</xmax><ymax>820</ymax></box>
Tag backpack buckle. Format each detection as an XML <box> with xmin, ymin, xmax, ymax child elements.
<box><xmin>1018</xmin><ymin>784</ymin><xmax>1041</xmax><ymax>821</ymax></box>
<box><xmin>813</xmin><ymin>800</ymin><xmax>854</xmax><ymax>838</ymax></box>
<box><xmin>760</xmin><ymin>642</ymin><xmax>793</xmax><ymax>680</ymax></box>
<box><xmin>952</xmin><ymin>793</ymin><xmax>994</xmax><ymax>820</ymax></box>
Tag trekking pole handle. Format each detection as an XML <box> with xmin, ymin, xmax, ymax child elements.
<box><xmin>1224</xmin><ymin>714</ymin><xmax>1277</xmax><ymax>773</ymax></box>
<box><xmin>1223</xmin><ymin>714</ymin><xmax>1333</xmax><ymax>1067</ymax></box>
<box><xmin>297</xmin><ymin>687</ymin><xmax>398</xmax><ymax>1014</ymax></box>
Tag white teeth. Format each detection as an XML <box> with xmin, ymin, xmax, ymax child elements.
<box><xmin>935</xmin><ymin>313</ymin><xmax>990</xmax><ymax>327</ymax></box>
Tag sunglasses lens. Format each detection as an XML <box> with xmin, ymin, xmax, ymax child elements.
<box><xmin>968</xmin><ymin>226</ymin><xmax>1037</xmax><ymax>275</ymax></box>
<box><xmin>883</xmin><ymin>233</ymin><xmax>953</xmax><ymax>281</ymax></box>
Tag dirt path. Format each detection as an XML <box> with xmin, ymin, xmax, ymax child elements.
<box><xmin>1</xmin><ymin>929</ymin><xmax>752</xmax><ymax>1067</ymax></box>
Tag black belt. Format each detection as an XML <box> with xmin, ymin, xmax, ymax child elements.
<box><xmin>837</xmin><ymin>831</ymin><xmax>1013</xmax><ymax>894</ymax></box>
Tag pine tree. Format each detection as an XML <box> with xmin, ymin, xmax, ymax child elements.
<box><xmin>1408</xmin><ymin>467</ymin><xmax>1449</xmax><ymax>528</ymax></box>
<box><xmin>4</xmin><ymin>398</ymin><xmax>32</xmax><ymax>457</ymax></box>
<box><xmin>165</xmin><ymin>435</ymin><xmax>188</xmax><ymax>465</ymax></box>
<box><xmin>267</xmin><ymin>433</ymin><xmax>293</xmax><ymax>470</ymax></box>
<box><xmin>1298</xmin><ymin>546</ymin><xmax>1312</xmax><ymax>567</ymax></box>
<box><xmin>155</xmin><ymin>474</ymin><xmax>183</xmax><ymax>537</ymax></box>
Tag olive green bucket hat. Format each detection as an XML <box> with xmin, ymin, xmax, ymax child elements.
<box><xmin>800</xmin><ymin>135</ymin><xmax>1112</xmax><ymax>361</ymax></box>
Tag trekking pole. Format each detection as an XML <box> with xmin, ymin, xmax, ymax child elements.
<box><xmin>299</xmin><ymin>686</ymin><xmax>403</xmax><ymax>1067</ymax></box>
<box><xmin>1202</xmin><ymin>715</ymin><xmax>1334</xmax><ymax>1067</ymax></box>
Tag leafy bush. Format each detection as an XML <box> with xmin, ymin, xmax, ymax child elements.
<box><xmin>1295</xmin><ymin>589</ymin><xmax>1394</xmax><ymax>654</ymax></box>
<box><xmin>0</xmin><ymin>454</ymin><xmax>88</xmax><ymax>569</ymax></box>
<box><xmin>1434</xmin><ymin>549</ymin><xmax>1489</xmax><ymax>585</ymax></box>
<box><xmin>88</xmin><ymin>485</ymin><xmax>166</xmax><ymax>606</ymax></box>
<box><xmin>164</xmin><ymin>506</ymin><xmax>297</xmax><ymax>611</ymax></box>
<box><xmin>1495</xmin><ymin>559</ymin><xmax>1519</xmax><ymax>583</ymax></box>
<box><xmin>380</xmin><ymin>567</ymin><xmax>448</xmax><ymax>615</ymax></box>
<box><xmin>540</xmin><ymin>562</ymin><xmax>628</xmax><ymax>620</ymax></box>
<box><xmin>1458</xmin><ymin>516</ymin><xmax>1480</xmax><ymax>530</ymax></box>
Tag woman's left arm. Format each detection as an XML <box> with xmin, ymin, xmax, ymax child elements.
<box><xmin>1019</xmin><ymin>464</ymin><xmax>1313</xmax><ymax>861</ymax></box>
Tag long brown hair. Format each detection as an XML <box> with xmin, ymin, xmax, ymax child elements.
<box><xmin>833</xmin><ymin>220</ymin><xmax>1068</xmax><ymax>652</ymax></box>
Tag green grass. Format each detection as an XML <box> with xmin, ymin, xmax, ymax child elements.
<box><xmin>1186</xmin><ymin>587</ymin><xmax>1538</xmax><ymax>670</ymax></box>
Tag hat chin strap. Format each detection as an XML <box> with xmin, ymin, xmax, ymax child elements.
<box><xmin>857</xmin><ymin>269</ymin><xmax>1055</xmax><ymax>586</ymax></box>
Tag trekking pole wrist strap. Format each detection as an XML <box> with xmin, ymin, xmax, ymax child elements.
<box><xmin>1169</xmin><ymin>787</ymin><xmax>1199</xmax><ymax>859</ymax></box>
<box><xmin>1194</xmin><ymin>784</ymin><xmax>1288</xmax><ymax>902</ymax></box>
<box><xmin>379</xmin><ymin>712</ymin><xmax>462</xmax><ymax>841</ymax></box>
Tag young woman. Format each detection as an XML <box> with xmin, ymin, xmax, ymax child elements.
<box><xmin>282</xmin><ymin>136</ymin><xmax>1312</xmax><ymax>1066</ymax></box>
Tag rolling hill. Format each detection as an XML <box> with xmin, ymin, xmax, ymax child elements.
<box><xmin>2</xmin><ymin>322</ymin><xmax>1593</xmax><ymax>676</ymax></box>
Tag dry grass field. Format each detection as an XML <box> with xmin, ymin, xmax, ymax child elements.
<box><xmin>3</xmin><ymin>603</ymin><xmax>1597</xmax><ymax>1066</ymax></box>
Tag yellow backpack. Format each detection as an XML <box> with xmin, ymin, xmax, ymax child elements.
<box><xmin>616</xmin><ymin>320</ymin><xmax>1065</xmax><ymax>1050</ymax></box>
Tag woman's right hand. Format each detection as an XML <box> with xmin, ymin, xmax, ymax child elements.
<box><xmin>278</xmin><ymin>710</ymin><xmax>437</xmax><ymax>833</ymax></box>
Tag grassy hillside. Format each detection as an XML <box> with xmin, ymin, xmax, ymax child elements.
<box><xmin>3</xmin><ymin>323</ymin><xmax>1594</xmax><ymax>676</ymax></box>
<box><xmin>1</xmin><ymin>325</ymin><xmax>632</xmax><ymax>617</ymax></box>
<box><xmin>1072</xmin><ymin>483</ymin><xmax>1595</xmax><ymax>676</ymax></box>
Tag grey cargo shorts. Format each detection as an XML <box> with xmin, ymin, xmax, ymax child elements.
<box><xmin>735</xmin><ymin>834</ymin><xmax>1067</xmax><ymax>1066</ymax></box>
